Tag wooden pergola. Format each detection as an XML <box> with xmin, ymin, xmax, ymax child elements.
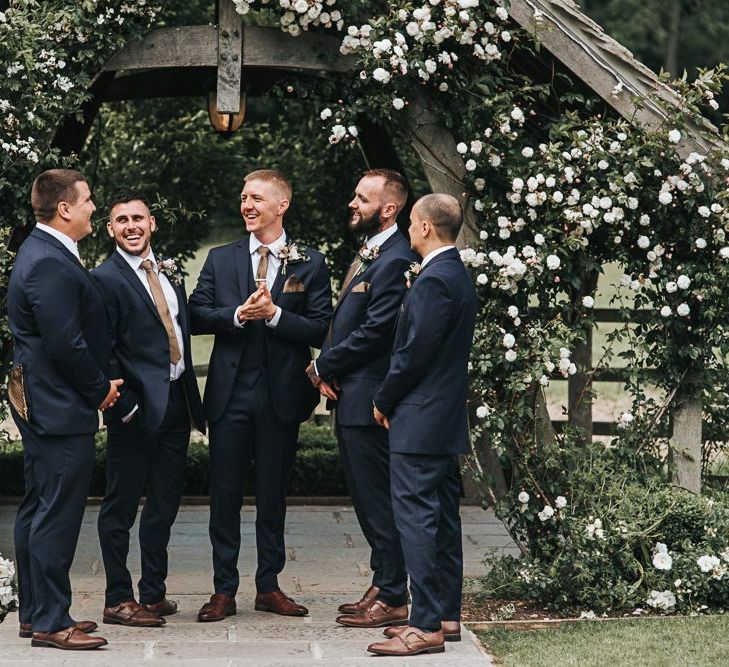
<box><xmin>50</xmin><ymin>0</ymin><xmax>719</xmax><ymax>495</ymax></box>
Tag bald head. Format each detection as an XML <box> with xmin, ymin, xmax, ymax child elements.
<box><xmin>414</xmin><ymin>193</ymin><xmax>463</xmax><ymax>243</ymax></box>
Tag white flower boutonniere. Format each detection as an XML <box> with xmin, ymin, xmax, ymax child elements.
<box><xmin>404</xmin><ymin>261</ymin><xmax>422</xmax><ymax>288</ymax></box>
<box><xmin>356</xmin><ymin>245</ymin><xmax>380</xmax><ymax>276</ymax></box>
<box><xmin>278</xmin><ymin>242</ymin><xmax>310</xmax><ymax>275</ymax></box>
<box><xmin>158</xmin><ymin>258</ymin><xmax>183</xmax><ymax>286</ymax></box>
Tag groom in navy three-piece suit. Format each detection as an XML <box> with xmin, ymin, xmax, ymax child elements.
<box><xmin>92</xmin><ymin>191</ymin><xmax>206</xmax><ymax>627</ymax></box>
<box><xmin>307</xmin><ymin>169</ymin><xmax>414</xmax><ymax>628</ymax></box>
<box><xmin>369</xmin><ymin>194</ymin><xmax>477</xmax><ymax>658</ymax></box>
<box><xmin>189</xmin><ymin>169</ymin><xmax>332</xmax><ymax>621</ymax></box>
<box><xmin>8</xmin><ymin>170</ymin><xmax>122</xmax><ymax>651</ymax></box>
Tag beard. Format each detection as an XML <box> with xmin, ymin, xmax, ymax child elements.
<box><xmin>349</xmin><ymin>206</ymin><xmax>383</xmax><ymax>236</ymax></box>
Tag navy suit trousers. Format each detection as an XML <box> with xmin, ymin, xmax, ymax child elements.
<box><xmin>336</xmin><ymin>423</ymin><xmax>407</xmax><ymax>606</ymax></box>
<box><xmin>98</xmin><ymin>380</ymin><xmax>191</xmax><ymax>607</ymax></box>
<box><xmin>208</xmin><ymin>375</ymin><xmax>299</xmax><ymax>595</ymax></box>
<box><xmin>390</xmin><ymin>453</ymin><xmax>463</xmax><ymax>631</ymax></box>
<box><xmin>13</xmin><ymin>418</ymin><xmax>95</xmax><ymax>632</ymax></box>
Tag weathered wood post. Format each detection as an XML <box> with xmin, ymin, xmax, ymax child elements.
<box><xmin>670</xmin><ymin>375</ymin><xmax>703</xmax><ymax>494</ymax></box>
<box><xmin>217</xmin><ymin>0</ymin><xmax>243</xmax><ymax>115</ymax></box>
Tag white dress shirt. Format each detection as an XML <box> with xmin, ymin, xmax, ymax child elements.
<box><xmin>116</xmin><ymin>246</ymin><xmax>186</xmax><ymax>380</ymax></box>
<box><xmin>364</xmin><ymin>223</ymin><xmax>399</xmax><ymax>250</ymax></box>
<box><xmin>36</xmin><ymin>222</ymin><xmax>81</xmax><ymax>261</ymax></box>
<box><xmin>420</xmin><ymin>244</ymin><xmax>455</xmax><ymax>269</ymax></box>
<box><xmin>233</xmin><ymin>231</ymin><xmax>286</xmax><ymax>329</ymax></box>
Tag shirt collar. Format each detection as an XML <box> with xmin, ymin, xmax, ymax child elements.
<box><xmin>116</xmin><ymin>245</ymin><xmax>157</xmax><ymax>272</ymax></box>
<box><xmin>365</xmin><ymin>224</ymin><xmax>398</xmax><ymax>250</ymax></box>
<box><xmin>35</xmin><ymin>223</ymin><xmax>80</xmax><ymax>260</ymax></box>
<box><xmin>420</xmin><ymin>245</ymin><xmax>455</xmax><ymax>269</ymax></box>
<box><xmin>250</xmin><ymin>230</ymin><xmax>286</xmax><ymax>256</ymax></box>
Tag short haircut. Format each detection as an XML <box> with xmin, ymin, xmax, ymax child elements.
<box><xmin>364</xmin><ymin>168</ymin><xmax>408</xmax><ymax>214</ymax></box>
<box><xmin>31</xmin><ymin>169</ymin><xmax>86</xmax><ymax>223</ymax></box>
<box><xmin>244</xmin><ymin>169</ymin><xmax>292</xmax><ymax>201</ymax></box>
<box><xmin>108</xmin><ymin>190</ymin><xmax>152</xmax><ymax>216</ymax></box>
<box><xmin>416</xmin><ymin>193</ymin><xmax>463</xmax><ymax>242</ymax></box>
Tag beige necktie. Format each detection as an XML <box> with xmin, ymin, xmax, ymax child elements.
<box><xmin>141</xmin><ymin>259</ymin><xmax>182</xmax><ymax>364</ymax></box>
<box><xmin>325</xmin><ymin>245</ymin><xmax>366</xmax><ymax>347</ymax></box>
<box><xmin>256</xmin><ymin>246</ymin><xmax>270</xmax><ymax>286</ymax></box>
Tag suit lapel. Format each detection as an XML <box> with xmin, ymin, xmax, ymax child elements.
<box><xmin>235</xmin><ymin>237</ymin><xmax>252</xmax><ymax>301</ymax></box>
<box><xmin>172</xmin><ymin>282</ymin><xmax>189</xmax><ymax>339</ymax></box>
<box><xmin>113</xmin><ymin>252</ymin><xmax>162</xmax><ymax>324</ymax></box>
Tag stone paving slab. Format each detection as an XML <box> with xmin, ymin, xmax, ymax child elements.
<box><xmin>0</xmin><ymin>504</ymin><xmax>507</xmax><ymax>664</ymax></box>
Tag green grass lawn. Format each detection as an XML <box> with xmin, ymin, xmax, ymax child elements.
<box><xmin>477</xmin><ymin>616</ymin><xmax>729</xmax><ymax>667</ymax></box>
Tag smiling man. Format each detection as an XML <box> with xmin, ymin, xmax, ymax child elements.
<box><xmin>91</xmin><ymin>191</ymin><xmax>205</xmax><ymax>627</ymax></box>
<box><xmin>189</xmin><ymin>170</ymin><xmax>332</xmax><ymax>621</ymax></box>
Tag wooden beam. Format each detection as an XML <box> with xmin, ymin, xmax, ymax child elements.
<box><xmin>217</xmin><ymin>0</ymin><xmax>243</xmax><ymax>114</ymax></box>
<box><xmin>103</xmin><ymin>25</ymin><xmax>353</xmax><ymax>75</ymax></box>
<box><xmin>671</xmin><ymin>384</ymin><xmax>703</xmax><ymax>494</ymax></box>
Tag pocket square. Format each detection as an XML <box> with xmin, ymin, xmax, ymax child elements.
<box><xmin>283</xmin><ymin>274</ymin><xmax>306</xmax><ymax>293</ymax></box>
<box><xmin>351</xmin><ymin>281</ymin><xmax>370</xmax><ymax>293</ymax></box>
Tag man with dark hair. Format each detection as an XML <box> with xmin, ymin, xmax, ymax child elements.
<box><xmin>368</xmin><ymin>193</ymin><xmax>476</xmax><ymax>657</ymax></box>
<box><xmin>190</xmin><ymin>169</ymin><xmax>332</xmax><ymax>621</ymax></box>
<box><xmin>306</xmin><ymin>169</ymin><xmax>415</xmax><ymax>628</ymax></box>
<box><xmin>8</xmin><ymin>169</ymin><xmax>123</xmax><ymax>650</ymax></box>
<box><xmin>91</xmin><ymin>191</ymin><xmax>205</xmax><ymax>627</ymax></box>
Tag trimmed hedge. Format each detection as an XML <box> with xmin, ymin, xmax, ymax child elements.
<box><xmin>0</xmin><ymin>423</ymin><xmax>347</xmax><ymax>497</ymax></box>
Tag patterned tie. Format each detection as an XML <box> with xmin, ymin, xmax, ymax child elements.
<box><xmin>141</xmin><ymin>259</ymin><xmax>182</xmax><ymax>364</ymax></box>
<box><xmin>256</xmin><ymin>246</ymin><xmax>270</xmax><ymax>286</ymax></box>
<box><xmin>325</xmin><ymin>245</ymin><xmax>367</xmax><ymax>347</ymax></box>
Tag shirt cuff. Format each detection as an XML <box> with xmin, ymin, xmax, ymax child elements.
<box><xmin>313</xmin><ymin>359</ymin><xmax>320</xmax><ymax>377</ymax></box>
<box><xmin>266</xmin><ymin>306</ymin><xmax>283</xmax><ymax>328</ymax></box>
<box><xmin>234</xmin><ymin>306</ymin><xmax>246</xmax><ymax>328</ymax></box>
<box><xmin>122</xmin><ymin>404</ymin><xmax>139</xmax><ymax>423</ymax></box>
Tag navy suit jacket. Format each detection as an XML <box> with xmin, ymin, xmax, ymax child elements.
<box><xmin>188</xmin><ymin>235</ymin><xmax>332</xmax><ymax>425</ymax></box>
<box><xmin>91</xmin><ymin>250</ymin><xmax>206</xmax><ymax>435</ymax></box>
<box><xmin>7</xmin><ymin>228</ymin><xmax>111</xmax><ymax>436</ymax></box>
<box><xmin>316</xmin><ymin>230</ymin><xmax>416</xmax><ymax>426</ymax></box>
<box><xmin>374</xmin><ymin>248</ymin><xmax>477</xmax><ymax>456</ymax></box>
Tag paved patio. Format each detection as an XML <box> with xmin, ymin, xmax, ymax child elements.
<box><xmin>0</xmin><ymin>502</ymin><xmax>517</xmax><ymax>665</ymax></box>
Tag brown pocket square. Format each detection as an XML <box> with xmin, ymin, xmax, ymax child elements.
<box><xmin>351</xmin><ymin>281</ymin><xmax>370</xmax><ymax>293</ymax></box>
<box><xmin>283</xmin><ymin>275</ymin><xmax>306</xmax><ymax>293</ymax></box>
<box><xmin>8</xmin><ymin>364</ymin><xmax>30</xmax><ymax>423</ymax></box>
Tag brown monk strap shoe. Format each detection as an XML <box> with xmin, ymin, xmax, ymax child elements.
<box><xmin>20</xmin><ymin>620</ymin><xmax>98</xmax><ymax>639</ymax></box>
<box><xmin>254</xmin><ymin>590</ymin><xmax>308</xmax><ymax>617</ymax></box>
<box><xmin>384</xmin><ymin>620</ymin><xmax>461</xmax><ymax>642</ymax></box>
<box><xmin>198</xmin><ymin>593</ymin><xmax>236</xmax><ymax>622</ymax></box>
<box><xmin>337</xmin><ymin>584</ymin><xmax>380</xmax><ymax>614</ymax></box>
<box><xmin>31</xmin><ymin>626</ymin><xmax>108</xmax><ymax>650</ymax></box>
<box><xmin>336</xmin><ymin>599</ymin><xmax>408</xmax><ymax>628</ymax></box>
<box><xmin>143</xmin><ymin>598</ymin><xmax>178</xmax><ymax>616</ymax></box>
<box><xmin>368</xmin><ymin>626</ymin><xmax>445</xmax><ymax>656</ymax></box>
<box><xmin>103</xmin><ymin>600</ymin><xmax>165</xmax><ymax>627</ymax></box>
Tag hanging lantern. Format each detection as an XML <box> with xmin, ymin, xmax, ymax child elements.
<box><xmin>208</xmin><ymin>91</ymin><xmax>246</xmax><ymax>135</ymax></box>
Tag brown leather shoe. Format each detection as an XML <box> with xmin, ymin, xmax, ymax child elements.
<box><xmin>103</xmin><ymin>601</ymin><xmax>165</xmax><ymax>627</ymax></box>
<box><xmin>31</xmin><ymin>626</ymin><xmax>108</xmax><ymax>650</ymax></box>
<box><xmin>20</xmin><ymin>620</ymin><xmax>98</xmax><ymax>639</ymax></box>
<box><xmin>143</xmin><ymin>598</ymin><xmax>178</xmax><ymax>616</ymax></box>
<box><xmin>198</xmin><ymin>593</ymin><xmax>236</xmax><ymax>622</ymax></box>
<box><xmin>337</xmin><ymin>585</ymin><xmax>380</xmax><ymax>614</ymax></box>
<box><xmin>368</xmin><ymin>627</ymin><xmax>445</xmax><ymax>656</ymax></box>
<box><xmin>384</xmin><ymin>620</ymin><xmax>461</xmax><ymax>642</ymax></box>
<box><xmin>336</xmin><ymin>599</ymin><xmax>408</xmax><ymax>628</ymax></box>
<box><xmin>254</xmin><ymin>590</ymin><xmax>308</xmax><ymax>617</ymax></box>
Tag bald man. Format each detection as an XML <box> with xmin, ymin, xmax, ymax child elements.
<box><xmin>369</xmin><ymin>194</ymin><xmax>477</xmax><ymax>657</ymax></box>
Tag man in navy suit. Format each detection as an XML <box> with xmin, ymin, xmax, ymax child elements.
<box><xmin>8</xmin><ymin>169</ymin><xmax>123</xmax><ymax>650</ymax></box>
<box><xmin>306</xmin><ymin>169</ymin><xmax>414</xmax><ymax>628</ymax></box>
<box><xmin>189</xmin><ymin>170</ymin><xmax>332</xmax><ymax>620</ymax></box>
<box><xmin>368</xmin><ymin>194</ymin><xmax>477</xmax><ymax>657</ymax></box>
<box><xmin>92</xmin><ymin>191</ymin><xmax>206</xmax><ymax>627</ymax></box>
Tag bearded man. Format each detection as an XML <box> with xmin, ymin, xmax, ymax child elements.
<box><xmin>306</xmin><ymin>169</ymin><xmax>416</xmax><ymax>628</ymax></box>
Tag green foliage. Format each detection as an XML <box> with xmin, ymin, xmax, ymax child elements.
<box><xmin>0</xmin><ymin>423</ymin><xmax>345</xmax><ymax>497</ymax></box>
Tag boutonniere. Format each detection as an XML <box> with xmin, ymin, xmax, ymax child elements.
<box><xmin>356</xmin><ymin>245</ymin><xmax>380</xmax><ymax>275</ymax></box>
<box><xmin>158</xmin><ymin>257</ymin><xmax>183</xmax><ymax>285</ymax></box>
<box><xmin>404</xmin><ymin>262</ymin><xmax>421</xmax><ymax>288</ymax></box>
<box><xmin>278</xmin><ymin>242</ymin><xmax>310</xmax><ymax>275</ymax></box>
